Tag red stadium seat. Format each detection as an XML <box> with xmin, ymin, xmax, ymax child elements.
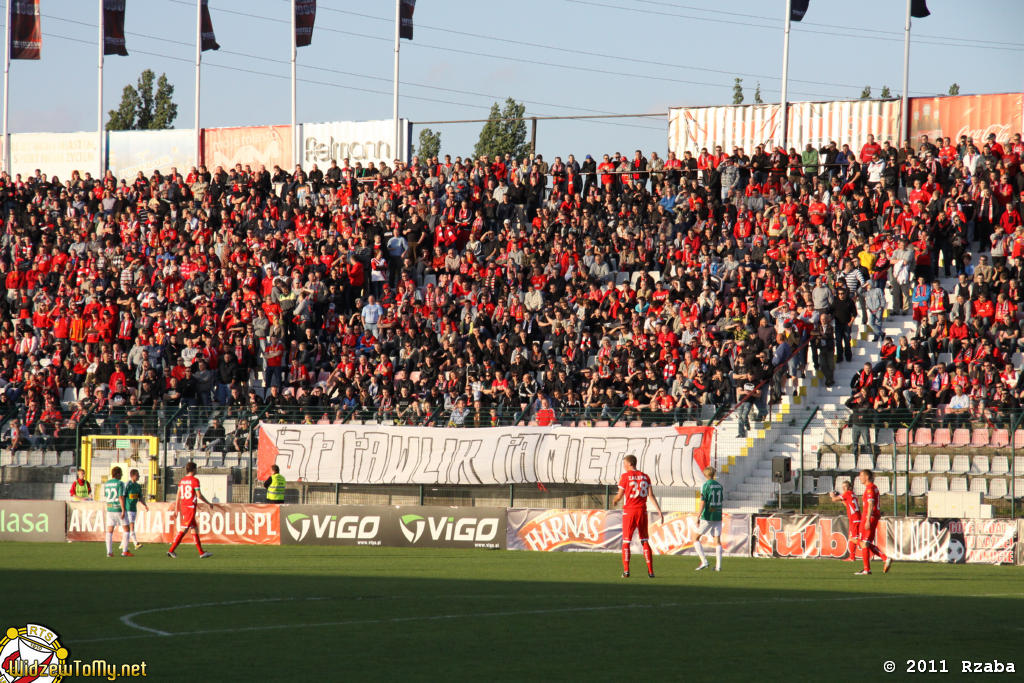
<box><xmin>990</xmin><ymin>429</ymin><xmax>1010</xmax><ymax>448</ymax></box>
<box><xmin>931</xmin><ymin>428</ymin><xmax>951</xmax><ymax>447</ymax></box>
<box><xmin>970</xmin><ymin>429</ymin><xmax>990</xmax><ymax>447</ymax></box>
<box><xmin>913</xmin><ymin>428</ymin><xmax>932</xmax><ymax>447</ymax></box>
<box><xmin>951</xmin><ymin>429</ymin><xmax>971</xmax><ymax>447</ymax></box>
<box><xmin>895</xmin><ymin>428</ymin><xmax>909</xmax><ymax>446</ymax></box>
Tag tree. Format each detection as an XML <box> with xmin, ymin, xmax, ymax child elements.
<box><xmin>948</xmin><ymin>82</ymin><xmax>960</xmax><ymax>96</ymax></box>
<box><xmin>880</xmin><ymin>85</ymin><xmax>892</xmax><ymax>98</ymax></box>
<box><xmin>106</xmin><ymin>69</ymin><xmax>178</xmax><ymax>131</ymax></box>
<box><xmin>753</xmin><ymin>82</ymin><xmax>763</xmax><ymax>105</ymax></box>
<box><xmin>859</xmin><ymin>85</ymin><xmax>872</xmax><ymax>100</ymax></box>
<box><xmin>473</xmin><ymin>97</ymin><xmax>530</xmax><ymax>160</ymax></box>
<box><xmin>416</xmin><ymin>128</ymin><xmax>441</xmax><ymax>160</ymax></box>
<box><xmin>732</xmin><ymin>77</ymin><xmax>744</xmax><ymax>105</ymax></box>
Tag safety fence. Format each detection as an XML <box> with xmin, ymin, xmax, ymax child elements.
<box><xmin>796</xmin><ymin>408</ymin><xmax>1022</xmax><ymax>519</ymax></box>
<box><xmin>3</xmin><ymin>499</ymin><xmax>1020</xmax><ymax>565</ymax></box>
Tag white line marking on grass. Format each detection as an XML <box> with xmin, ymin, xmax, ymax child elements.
<box><xmin>79</xmin><ymin>594</ymin><xmax>916</xmax><ymax>645</ymax></box>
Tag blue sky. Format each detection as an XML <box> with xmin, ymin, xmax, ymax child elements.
<box><xmin>4</xmin><ymin>0</ymin><xmax>1023</xmax><ymax>158</ymax></box>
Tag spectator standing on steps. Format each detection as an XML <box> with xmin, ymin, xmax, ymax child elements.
<box><xmin>830</xmin><ymin>288</ymin><xmax>857</xmax><ymax>363</ymax></box>
<box><xmin>263</xmin><ymin>464</ymin><xmax>286</xmax><ymax>504</ymax></box>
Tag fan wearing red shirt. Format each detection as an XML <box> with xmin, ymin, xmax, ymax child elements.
<box><xmin>167</xmin><ymin>461</ymin><xmax>214</xmax><ymax>559</ymax></box>
<box><xmin>829</xmin><ymin>481</ymin><xmax>862</xmax><ymax>562</ymax></box>
<box><xmin>611</xmin><ymin>455</ymin><xmax>663</xmax><ymax>578</ymax></box>
<box><xmin>856</xmin><ymin>469</ymin><xmax>892</xmax><ymax>575</ymax></box>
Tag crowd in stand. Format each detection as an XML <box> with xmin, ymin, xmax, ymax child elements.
<box><xmin>0</xmin><ymin>127</ymin><xmax>1022</xmax><ymax>450</ymax></box>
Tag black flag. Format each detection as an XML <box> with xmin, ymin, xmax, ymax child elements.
<box><xmin>790</xmin><ymin>0</ymin><xmax>809</xmax><ymax>22</ymax></box>
<box><xmin>200</xmin><ymin>0</ymin><xmax>220</xmax><ymax>52</ymax></box>
<box><xmin>103</xmin><ymin>0</ymin><xmax>128</xmax><ymax>56</ymax></box>
<box><xmin>911</xmin><ymin>0</ymin><xmax>930</xmax><ymax>18</ymax></box>
<box><xmin>295</xmin><ymin>0</ymin><xmax>316</xmax><ymax>48</ymax></box>
<box><xmin>399</xmin><ymin>0</ymin><xmax>416</xmax><ymax>40</ymax></box>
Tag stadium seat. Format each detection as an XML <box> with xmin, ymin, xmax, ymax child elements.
<box><xmin>971</xmin><ymin>456</ymin><xmax>990</xmax><ymax>474</ymax></box>
<box><xmin>628</xmin><ymin>421</ymin><xmax>644</xmax><ymax>428</ymax></box>
<box><xmin>27</xmin><ymin>451</ymin><xmax>43</xmax><ymax>466</ymax></box>
<box><xmin>838</xmin><ymin>428</ymin><xmax>853</xmax><ymax>445</ymax></box>
<box><xmin>989</xmin><ymin>478</ymin><xmax>1008</xmax><ymax>499</ymax></box>
<box><xmin>853</xmin><ymin>479</ymin><xmax>866</xmax><ymax>495</ymax></box>
<box><xmin>1013</xmin><ymin>480</ymin><xmax>1024</xmax><ymax>499</ymax></box>
<box><xmin>991</xmin><ymin>456</ymin><xmax>1010</xmax><ymax>475</ymax></box>
<box><xmin>819</xmin><ymin>452</ymin><xmax>837</xmax><ymax>470</ymax></box>
<box><xmin>593</xmin><ymin>420</ymin><xmax>610</xmax><ymax>427</ymax></box>
<box><xmin>950</xmin><ymin>455</ymin><xmax>970</xmax><ymax>474</ymax></box>
<box><xmin>1015</xmin><ymin>431</ymin><xmax>1024</xmax><ymax>449</ymax></box>
<box><xmin>990</xmin><ymin>429</ymin><xmax>1010</xmax><ymax>448</ymax></box>
<box><xmin>950</xmin><ymin>477</ymin><xmax>968</xmax><ymax>492</ymax></box>
<box><xmin>951</xmin><ymin>429</ymin><xmax>971</xmax><ymax>446</ymax></box>
<box><xmin>1015</xmin><ymin>456</ymin><xmax>1024</xmax><ymax>473</ymax></box>
<box><xmin>815</xmin><ymin>476</ymin><xmax>833</xmax><ymax>494</ymax></box>
<box><xmin>913</xmin><ymin>428</ymin><xmax>933</xmax><ymax>447</ymax></box>
<box><xmin>876</xmin><ymin>452</ymin><xmax>893</xmax><ymax>471</ymax></box>
<box><xmin>912</xmin><ymin>454</ymin><xmax>931</xmax><ymax>473</ymax></box>
<box><xmin>937</xmin><ymin>352</ymin><xmax>953</xmax><ymax>366</ymax></box>
<box><xmin>894</xmin><ymin>475</ymin><xmax>907</xmax><ymax>495</ymax></box>
<box><xmin>931</xmin><ymin>428</ymin><xmax>951</xmax><ymax>447</ymax></box>
<box><xmin>648</xmin><ymin>270</ymin><xmax>662</xmax><ymax>283</ymax></box>
<box><xmin>875</xmin><ymin>428</ymin><xmax>894</xmax><ymax>445</ymax></box>
<box><xmin>894</xmin><ymin>428</ymin><xmax>908</xmax><ymax>446</ymax></box>
<box><xmin>971</xmin><ymin>429</ymin><xmax>990</xmax><ymax>447</ymax></box>
<box><xmin>969</xmin><ymin>477</ymin><xmax>988</xmax><ymax>496</ymax></box>
<box><xmin>910</xmin><ymin>477</ymin><xmax>927</xmax><ymax>496</ymax></box>
<box><xmin>838</xmin><ymin>453</ymin><xmax>856</xmax><ymax>471</ymax></box>
<box><xmin>856</xmin><ymin>453</ymin><xmax>874</xmax><ymax>470</ymax></box>
<box><xmin>43</xmin><ymin>451</ymin><xmax>58</xmax><ymax>466</ymax></box>
<box><xmin>803</xmin><ymin>452</ymin><xmax>818</xmax><ymax>470</ymax></box>
<box><xmin>931</xmin><ymin>454</ymin><xmax>951</xmax><ymax>473</ymax></box>
<box><xmin>895</xmin><ymin>453</ymin><xmax>908</xmax><ymax>472</ymax></box>
<box><xmin>877</xmin><ymin>477</ymin><xmax>891</xmax><ymax>495</ymax></box>
<box><xmin>930</xmin><ymin>476</ymin><xmax>948</xmax><ymax>492</ymax></box>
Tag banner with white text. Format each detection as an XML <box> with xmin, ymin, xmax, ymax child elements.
<box><xmin>258</xmin><ymin>424</ymin><xmax>713</xmax><ymax>487</ymax></box>
<box><xmin>66</xmin><ymin>502</ymin><xmax>280</xmax><ymax>545</ymax></box>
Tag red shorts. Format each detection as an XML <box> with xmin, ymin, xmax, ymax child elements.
<box><xmin>860</xmin><ymin>518</ymin><xmax>879</xmax><ymax>544</ymax></box>
<box><xmin>622</xmin><ymin>508</ymin><xmax>649</xmax><ymax>543</ymax></box>
<box><xmin>179</xmin><ymin>508</ymin><xmax>198</xmax><ymax>529</ymax></box>
<box><xmin>849</xmin><ymin>519</ymin><xmax>861</xmax><ymax>538</ymax></box>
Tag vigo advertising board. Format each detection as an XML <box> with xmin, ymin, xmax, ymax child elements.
<box><xmin>280</xmin><ymin>504</ymin><xmax>505</xmax><ymax>549</ymax></box>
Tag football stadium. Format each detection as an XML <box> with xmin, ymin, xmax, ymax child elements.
<box><xmin>1</xmin><ymin>0</ymin><xmax>1023</xmax><ymax>680</ymax></box>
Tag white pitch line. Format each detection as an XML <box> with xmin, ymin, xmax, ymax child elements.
<box><xmin>75</xmin><ymin>593</ymin><xmax>924</xmax><ymax>645</ymax></box>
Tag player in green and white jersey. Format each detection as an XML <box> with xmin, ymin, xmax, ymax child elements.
<box><xmin>102</xmin><ymin>466</ymin><xmax>132</xmax><ymax>558</ymax></box>
<box><xmin>694</xmin><ymin>466</ymin><xmax>724</xmax><ymax>572</ymax></box>
<box><xmin>124</xmin><ymin>469</ymin><xmax>149</xmax><ymax>550</ymax></box>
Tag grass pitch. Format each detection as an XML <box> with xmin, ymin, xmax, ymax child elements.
<box><xmin>1</xmin><ymin>543</ymin><xmax>1021</xmax><ymax>681</ymax></box>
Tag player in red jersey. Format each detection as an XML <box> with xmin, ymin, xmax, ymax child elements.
<box><xmin>167</xmin><ymin>461</ymin><xmax>214</xmax><ymax>559</ymax></box>
<box><xmin>611</xmin><ymin>455</ymin><xmax>663</xmax><ymax>578</ymax></box>
<box><xmin>855</xmin><ymin>469</ymin><xmax>892</xmax><ymax>575</ymax></box>
<box><xmin>829</xmin><ymin>481</ymin><xmax>862</xmax><ymax>562</ymax></box>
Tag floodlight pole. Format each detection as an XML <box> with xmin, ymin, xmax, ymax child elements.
<box><xmin>900</xmin><ymin>0</ymin><xmax>912</xmax><ymax>144</ymax></box>
<box><xmin>779</xmin><ymin>0</ymin><xmax>792</xmax><ymax>150</ymax></box>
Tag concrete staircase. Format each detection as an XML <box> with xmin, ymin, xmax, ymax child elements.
<box><xmin>720</xmin><ymin>307</ymin><xmax>920</xmax><ymax>513</ymax></box>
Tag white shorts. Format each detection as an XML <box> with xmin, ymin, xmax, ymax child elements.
<box><xmin>106</xmin><ymin>511</ymin><xmax>127</xmax><ymax>528</ymax></box>
<box><xmin>696</xmin><ymin>520</ymin><xmax>722</xmax><ymax>538</ymax></box>
<box><xmin>125</xmin><ymin>511</ymin><xmax>137</xmax><ymax>525</ymax></box>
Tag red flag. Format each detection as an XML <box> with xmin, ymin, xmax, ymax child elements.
<box><xmin>103</xmin><ymin>0</ymin><xmax>128</xmax><ymax>57</ymax></box>
<box><xmin>201</xmin><ymin>0</ymin><xmax>219</xmax><ymax>52</ymax></box>
<box><xmin>9</xmin><ymin>0</ymin><xmax>41</xmax><ymax>60</ymax></box>
<box><xmin>399</xmin><ymin>0</ymin><xmax>416</xmax><ymax>40</ymax></box>
<box><xmin>295</xmin><ymin>0</ymin><xmax>316</xmax><ymax>48</ymax></box>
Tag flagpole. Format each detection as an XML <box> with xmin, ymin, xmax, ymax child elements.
<box><xmin>779</xmin><ymin>0</ymin><xmax>792</xmax><ymax>151</ymax></box>
<box><xmin>392</xmin><ymin>0</ymin><xmax>400</xmax><ymax>164</ymax></box>
<box><xmin>98</xmin><ymin>0</ymin><xmax>104</xmax><ymax>178</ymax></box>
<box><xmin>194</xmin><ymin>0</ymin><xmax>201</xmax><ymax>170</ymax></box>
<box><xmin>291</xmin><ymin>0</ymin><xmax>297</xmax><ymax>170</ymax></box>
<box><xmin>900</xmin><ymin>0</ymin><xmax>912</xmax><ymax>145</ymax></box>
<box><xmin>3</xmin><ymin>0</ymin><xmax>11</xmax><ymax>176</ymax></box>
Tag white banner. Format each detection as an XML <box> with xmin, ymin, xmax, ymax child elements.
<box><xmin>10</xmin><ymin>131</ymin><xmax>99</xmax><ymax>181</ymax></box>
<box><xmin>258</xmin><ymin>423</ymin><xmax>713</xmax><ymax>487</ymax></box>
<box><xmin>300</xmin><ymin>119</ymin><xmax>410</xmax><ymax>168</ymax></box>
<box><xmin>108</xmin><ymin>128</ymin><xmax>196</xmax><ymax>180</ymax></box>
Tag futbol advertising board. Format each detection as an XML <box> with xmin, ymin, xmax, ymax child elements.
<box><xmin>280</xmin><ymin>505</ymin><xmax>506</xmax><ymax>549</ymax></box>
<box><xmin>65</xmin><ymin>502</ymin><xmax>280</xmax><ymax>545</ymax></box>
<box><xmin>752</xmin><ymin>514</ymin><xmax>866</xmax><ymax>560</ymax></box>
<box><xmin>506</xmin><ymin>509</ymin><xmax>749</xmax><ymax>556</ymax></box>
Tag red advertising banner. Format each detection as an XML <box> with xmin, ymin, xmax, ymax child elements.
<box><xmin>203</xmin><ymin>125</ymin><xmax>292</xmax><ymax>173</ymax></box>
<box><xmin>752</xmin><ymin>514</ymin><xmax>866</xmax><ymax>559</ymax></box>
<box><xmin>9</xmin><ymin>0</ymin><xmax>41</xmax><ymax>60</ymax></box>
<box><xmin>66</xmin><ymin>502</ymin><xmax>280</xmax><ymax>545</ymax></box>
<box><xmin>910</xmin><ymin>93</ymin><xmax>1023</xmax><ymax>147</ymax></box>
<box><xmin>507</xmin><ymin>509</ymin><xmax>749</xmax><ymax>556</ymax></box>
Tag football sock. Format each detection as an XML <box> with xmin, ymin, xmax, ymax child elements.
<box><xmin>120</xmin><ymin>530</ymin><xmax>128</xmax><ymax>552</ymax></box>
<box><xmin>621</xmin><ymin>544</ymin><xmax>630</xmax><ymax>573</ymax></box>
<box><xmin>105</xmin><ymin>532</ymin><xmax>113</xmax><ymax>555</ymax></box>
<box><xmin>694</xmin><ymin>540</ymin><xmax>706</xmax><ymax>564</ymax></box>
<box><xmin>641</xmin><ymin>541</ymin><xmax>653</xmax><ymax>575</ymax></box>
<box><xmin>193</xmin><ymin>530</ymin><xmax>205</xmax><ymax>554</ymax></box>
<box><xmin>169</xmin><ymin>529</ymin><xmax>187</xmax><ymax>553</ymax></box>
<box><xmin>863</xmin><ymin>550</ymin><xmax>871</xmax><ymax>572</ymax></box>
<box><xmin>715</xmin><ymin>545</ymin><xmax>722</xmax><ymax>570</ymax></box>
<box><xmin>130</xmin><ymin>529</ymin><xmax>138</xmax><ymax>544</ymax></box>
<box><xmin>866</xmin><ymin>543</ymin><xmax>886</xmax><ymax>561</ymax></box>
